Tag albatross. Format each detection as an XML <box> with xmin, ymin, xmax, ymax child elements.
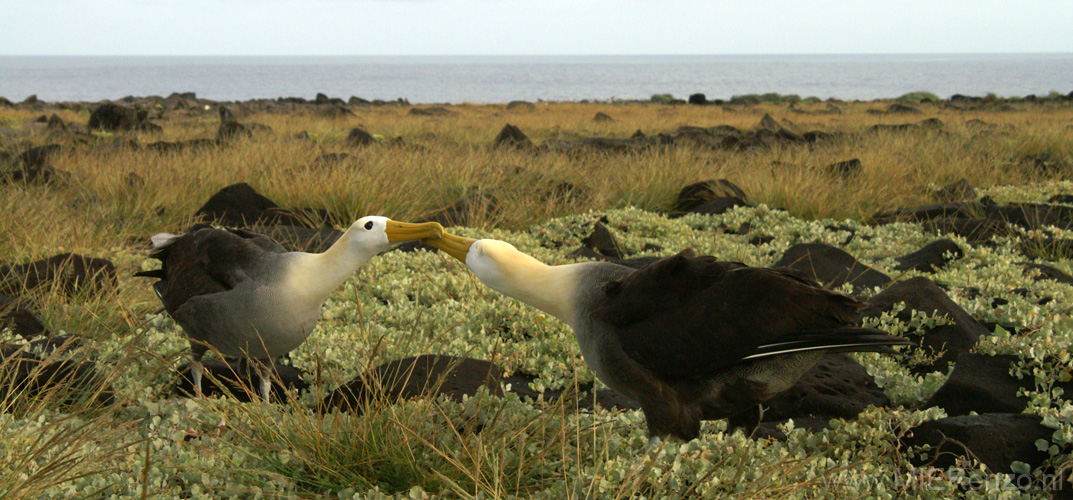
<box><xmin>136</xmin><ymin>216</ymin><xmax>443</xmax><ymax>401</ymax></box>
<box><xmin>422</xmin><ymin>232</ymin><xmax>909</xmax><ymax>446</ymax></box>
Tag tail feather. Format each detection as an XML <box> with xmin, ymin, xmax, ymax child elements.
<box><xmin>742</xmin><ymin>327</ymin><xmax>909</xmax><ymax>362</ymax></box>
<box><xmin>150</xmin><ymin>232</ymin><xmax>182</xmax><ymax>249</ymax></box>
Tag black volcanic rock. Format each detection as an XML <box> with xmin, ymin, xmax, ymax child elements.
<box><xmin>345</xmin><ymin>127</ymin><xmax>375</xmax><ymax>147</ymax></box>
<box><xmin>419</xmin><ymin>192</ymin><xmax>499</xmax><ymax>227</ymax></box>
<box><xmin>88</xmin><ymin>103</ymin><xmax>156</xmax><ymax>132</ymax></box>
<box><xmin>894</xmin><ymin>239</ymin><xmax>963</xmax><ymax>272</ymax></box>
<box><xmin>194</xmin><ymin>182</ymin><xmax>315</xmax><ymax>228</ymax></box>
<box><xmin>863</xmin><ymin>277</ymin><xmax>989</xmax><ymax>373</ymax></box>
<box><xmin>1</xmin><ymin>253</ymin><xmax>117</xmax><ymax>297</ymax></box>
<box><xmin>901</xmin><ymin>414</ymin><xmax>1053</xmax><ymax>474</ymax></box>
<box><xmin>0</xmin><ymin>346</ymin><xmax>115</xmax><ymax>409</ymax></box>
<box><xmin>573</xmin><ymin>220</ymin><xmax>624</xmax><ymax>260</ymax></box>
<box><xmin>826</xmin><ymin>158</ymin><xmax>862</xmax><ymax>178</ymax></box>
<box><xmin>923</xmin><ymin>353</ymin><xmax>1073</xmax><ymax>416</ymax></box>
<box><xmin>0</xmin><ymin>294</ymin><xmax>47</xmax><ymax>339</ymax></box>
<box><xmin>492</xmin><ymin>124</ymin><xmax>533</xmax><ymax>149</ymax></box>
<box><xmin>1021</xmin><ymin>262</ymin><xmax>1073</xmax><ymax>286</ymax></box>
<box><xmin>216</xmin><ymin>120</ymin><xmax>252</xmax><ymax>142</ymax></box>
<box><xmin>772</xmin><ymin>243</ymin><xmax>891</xmax><ymax>293</ymax></box>
<box><xmin>506</xmin><ymin>100</ymin><xmax>536</xmax><ymax>111</ymax></box>
<box><xmin>322</xmin><ymin>355</ymin><xmax>504</xmax><ymax>412</ymax></box>
<box><xmin>17</xmin><ymin>144</ymin><xmax>61</xmax><ymax>169</ymax></box>
<box><xmin>926</xmin><ymin>217</ymin><xmax>1010</xmax><ymax>244</ymax></box>
<box><xmin>672</xmin><ymin>179</ymin><xmax>748</xmax><ymax>213</ymax></box>
<box><xmin>935</xmin><ymin>179</ymin><xmax>976</xmax><ymax>202</ymax></box>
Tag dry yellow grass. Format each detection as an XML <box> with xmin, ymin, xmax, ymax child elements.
<box><xmin>0</xmin><ymin>99</ymin><xmax>1070</xmax><ymax>335</ymax></box>
<box><xmin>2</xmin><ymin>98</ymin><xmax>1073</xmax><ymax>498</ymax></box>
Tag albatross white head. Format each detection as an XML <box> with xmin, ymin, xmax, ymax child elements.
<box><xmin>423</xmin><ymin>231</ymin><xmax>579</xmax><ymax>324</ymax></box>
<box><xmin>345</xmin><ymin>216</ymin><xmax>445</xmax><ymax>258</ymax></box>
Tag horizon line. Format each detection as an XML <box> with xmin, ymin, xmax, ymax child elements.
<box><xmin>3</xmin><ymin>51</ymin><xmax>1073</xmax><ymax>58</ymax></box>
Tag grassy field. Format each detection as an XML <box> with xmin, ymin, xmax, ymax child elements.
<box><xmin>1</xmin><ymin>98</ymin><xmax>1073</xmax><ymax>498</ymax></box>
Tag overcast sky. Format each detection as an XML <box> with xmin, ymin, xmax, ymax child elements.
<box><xmin>2</xmin><ymin>0</ymin><xmax>1071</xmax><ymax>56</ymax></box>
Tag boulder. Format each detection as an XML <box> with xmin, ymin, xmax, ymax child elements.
<box><xmin>924</xmin><ymin>353</ymin><xmax>1073</xmax><ymax>416</ymax></box>
<box><xmin>1021</xmin><ymin>262</ymin><xmax>1073</xmax><ymax>286</ymax></box>
<box><xmin>322</xmin><ymin>355</ymin><xmax>504</xmax><ymax>412</ymax></box>
<box><xmin>672</xmin><ymin>179</ymin><xmax>748</xmax><ymax>213</ymax></box>
<box><xmin>506</xmin><ymin>100</ymin><xmax>536</xmax><ymax>111</ymax></box>
<box><xmin>886</xmin><ymin>103</ymin><xmax>923</xmax><ymax>114</ymax></box>
<box><xmin>0</xmin><ymin>294</ymin><xmax>47</xmax><ymax>339</ymax></box>
<box><xmin>345</xmin><ymin>127</ymin><xmax>375</xmax><ymax>147</ymax></box>
<box><xmin>419</xmin><ymin>193</ymin><xmax>499</xmax><ymax>227</ymax></box>
<box><xmin>87</xmin><ymin>103</ymin><xmax>155</xmax><ymax>132</ymax></box>
<box><xmin>194</xmin><ymin>182</ymin><xmax>315</xmax><ymax>228</ymax></box>
<box><xmin>146</xmin><ymin>139</ymin><xmax>217</xmax><ymax>153</ymax></box>
<box><xmin>45</xmin><ymin>114</ymin><xmax>65</xmax><ymax>131</ymax></box>
<box><xmin>0</xmin><ymin>346</ymin><xmax>115</xmax><ymax>409</ymax></box>
<box><xmin>17</xmin><ymin>144</ymin><xmax>61</xmax><ymax>169</ymax></box>
<box><xmin>176</xmin><ymin>359</ymin><xmax>308</xmax><ymax>402</ymax></box>
<box><xmin>826</xmin><ymin>158</ymin><xmax>862</xmax><ymax>178</ymax></box>
<box><xmin>540</xmin><ymin>137</ymin><xmax>646</xmax><ymax>155</ymax></box>
<box><xmin>0</xmin><ymin>253</ymin><xmax>117</xmax><ymax>297</ymax></box>
<box><xmin>925</xmin><ymin>217</ymin><xmax>1009</xmax><ymax>244</ymax></box>
<box><xmin>216</xmin><ymin>120</ymin><xmax>252</xmax><ymax>142</ymax></box>
<box><xmin>901</xmin><ymin>413</ymin><xmax>1052</xmax><ymax>474</ymax></box>
<box><xmin>893</xmin><ymin>239</ymin><xmax>963</xmax><ymax>272</ymax></box>
<box><xmin>492</xmin><ymin>124</ymin><xmax>533</xmax><ymax>149</ymax></box>
<box><xmin>593</xmin><ymin>112</ymin><xmax>614</xmax><ymax>123</ymax></box>
<box><xmin>758</xmin><ymin>114</ymin><xmax>780</xmax><ymax>130</ymax></box>
<box><xmin>863</xmin><ymin>277</ymin><xmax>990</xmax><ymax>373</ymax></box>
<box><xmin>935</xmin><ymin>179</ymin><xmax>976</xmax><ymax>202</ymax></box>
<box><xmin>408</xmin><ymin>107</ymin><xmax>455</xmax><ymax>117</ymax></box>
<box><xmin>316</xmin><ymin>105</ymin><xmax>353</xmax><ymax>119</ymax></box>
<box><xmin>683</xmin><ymin>197</ymin><xmax>751</xmax><ymax>215</ymax></box>
<box><xmin>572</xmin><ymin>220</ymin><xmax>624</xmax><ymax>260</ymax></box>
<box><xmin>772</xmin><ymin>243</ymin><xmax>891</xmax><ymax>293</ymax></box>
<box><xmin>871</xmin><ymin>201</ymin><xmax>983</xmax><ymax>224</ymax></box>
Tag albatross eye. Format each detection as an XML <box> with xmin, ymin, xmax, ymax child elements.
<box><xmin>364</xmin><ymin>221</ymin><xmax>374</xmax><ymax>230</ymax></box>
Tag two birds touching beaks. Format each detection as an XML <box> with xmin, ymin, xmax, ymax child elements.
<box><xmin>139</xmin><ymin>216</ymin><xmax>908</xmax><ymax>446</ymax></box>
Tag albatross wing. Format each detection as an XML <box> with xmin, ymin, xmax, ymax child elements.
<box><xmin>593</xmin><ymin>251</ymin><xmax>897</xmax><ymax>381</ymax></box>
<box><xmin>135</xmin><ymin>225</ymin><xmax>286</xmax><ymax>315</ymax></box>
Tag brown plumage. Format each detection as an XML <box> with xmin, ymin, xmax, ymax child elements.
<box><xmin>421</xmin><ymin>234</ymin><xmax>909</xmax><ymax>444</ymax></box>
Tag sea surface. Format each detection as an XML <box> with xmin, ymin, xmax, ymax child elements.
<box><xmin>1</xmin><ymin>54</ymin><xmax>1071</xmax><ymax>104</ymax></box>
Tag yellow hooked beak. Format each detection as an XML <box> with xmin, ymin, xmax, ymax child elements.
<box><xmin>422</xmin><ymin>231</ymin><xmax>477</xmax><ymax>262</ymax></box>
<box><xmin>384</xmin><ymin>221</ymin><xmax>444</xmax><ymax>243</ymax></box>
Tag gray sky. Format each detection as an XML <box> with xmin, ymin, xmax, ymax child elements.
<box><xmin>2</xmin><ymin>0</ymin><xmax>1071</xmax><ymax>56</ymax></box>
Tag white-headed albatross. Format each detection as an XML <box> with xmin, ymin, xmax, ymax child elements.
<box><xmin>422</xmin><ymin>232</ymin><xmax>909</xmax><ymax>446</ymax></box>
<box><xmin>136</xmin><ymin>216</ymin><xmax>443</xmax><ymax>401</ymax></box>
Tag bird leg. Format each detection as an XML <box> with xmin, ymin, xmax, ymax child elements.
<box><xmin>254</xmin><ymin>360</ymin><xmax>272</xmax><ymax>403</ymax></box>
<box><xmin>191</xmin><ymin>354</ymin><xmax>205</xmax><ymax>398</ymax></box>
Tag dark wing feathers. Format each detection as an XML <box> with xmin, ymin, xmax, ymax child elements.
<box><xmin>594</xmin><ymin>251</ymin><xmax>902</xmax><ymax>381</ymax></box>
<box><xmin>135</xmin><ymin>226</ymin><xmax>285</xmax><ymax>315</ymax></box>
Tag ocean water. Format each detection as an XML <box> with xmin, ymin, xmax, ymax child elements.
<box><xmin>0</xmin><ymin>54</ymin><xmax>1071</xmax><ymax>104</ymax></box>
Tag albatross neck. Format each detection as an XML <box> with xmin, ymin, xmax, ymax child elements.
<box><xmin>477</xmin><ymin>249</ymin><xmax>582</xmax><ymax>325</ymax></box>
<box><xmin>290</xmin><ymin>228</ymin><xmax>377</xmax><ymax>303</ymax></box>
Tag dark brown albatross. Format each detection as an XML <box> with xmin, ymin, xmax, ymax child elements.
<box><xmin>136</xmin><ymin>216</ymin><xmax>442</xmax><ymax>401</ymax></box>
<box><xmin>422</xmin><ymin>232</ymin><xmax>909</xmax><ymax>447</ymax></box>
